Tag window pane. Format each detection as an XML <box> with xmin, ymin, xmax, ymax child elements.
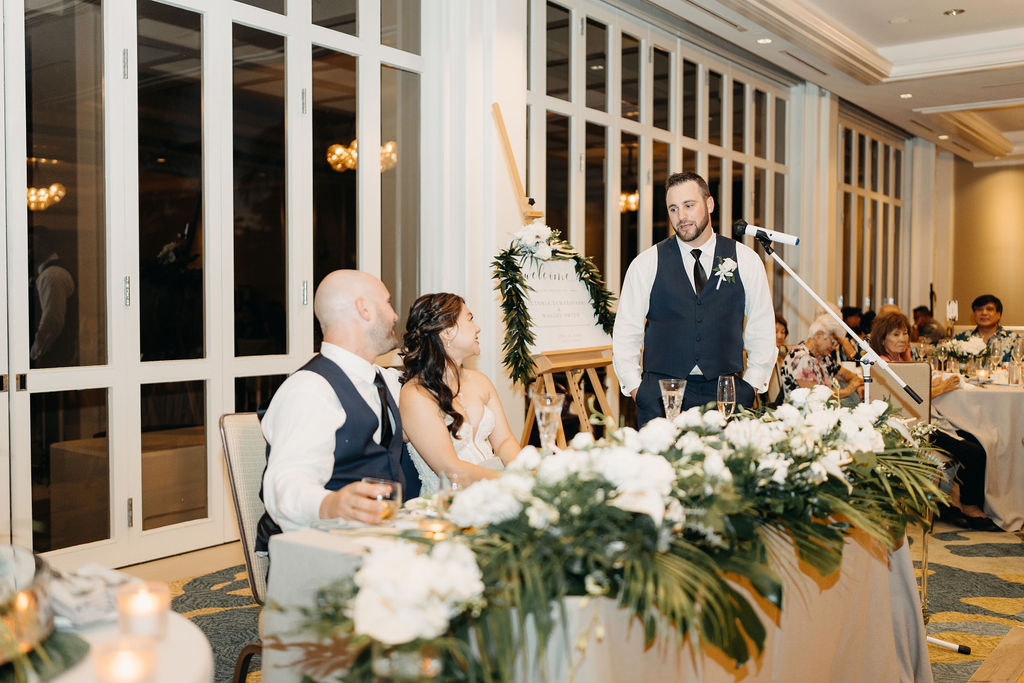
<box><xmin>141</xmin><ymin>381</ymin><xmax>207</xmax><ymax>530</ymax></box>
<box><xmin>842</xmin><ymin>128</ymin><xmax>853</xmax><ymax>185</ymax></box>
<box><xmin>870</xmin><ymin>139</ymin><xmax>879</xmax><ymax>192</ymax></box>
<box><xmin>882</xmin><ymin>202</ymin><xmax>890</xmax><ymax>298</ymax></box>
<box><xmin>545</xmin><ymin>112</ymin><xmax>570</xmax><ymax>233</ymax></box>
<box><xmin>857</xmin><ymin>134</ymin><xmax>866</xmax><ymax>188</ymax></box>
<box><xmin>652</xmin><ymin>47</ymin><xmax>671</xmax><ymax>130</ymax></box>
<box><xmin>546</xmin><ymin>3</ymin><xmax>571</xmax><ymax>101</ymax></box>
<box><xmin>732</xmin><ymin>80</ymin><xmax>745</xmax><ymax>152</ymax></box>
<box><xmin>883</xmin><ymin>144</ymin><xmax>891</xmax><ymax>194</ymax></box>
<box><xmin>868</xmin><ymin>200</ymin><xmax>878</xmax><ymax>307</ymax></box>
<box><xmin>652</xmin><ymin>141</ymin><xmax>670</xmax><ymax>242</ymax></box>
<box><xmin>32</xmin><ymin>389</ymin><xmax>109</xmax><ymax>552</ymax></box>
<box><xmin>621</xmin><ymin>33</ymin><xmax>640</xmax><ymax>120</ymax></box>
<box><xmin>26</xmin><ymin>0</ymin><xmax>106</xmax><ymax>369</ymax></box>
<box><xmin>585</xmin><ymin>19</ymin><xmax>606</xmax><ymax>111</ymax></box>
<box><xmin>381</xmin><ymin>0</ymin><xmax>419</xmax><ymax>54</ymax></box>
<box><xmin>707</xmin><ymin>155</ymin><xmax>723</xmax><ymax>218</ymax></box>
<box><xmin>773</xmin><ymin>173</ymin><xmax>786</xmax><ymax>309</ymax></box>
<box><xmin>233</xmin><ymin>26</ymin><xmax>287</xmax><ymax>357</ymax></box>
<box><xmin>894</xmin><ymin>149</ymin><xmax>902</xmax><ymax>199</ymax></box>
<box><xmin>681</xmin><ymin>59</ymin><xmax>697</xmax><ymax>138</ymax></box>
<box><xmin>774</xmin><ymin>97</ymin><xmax>786</xmax><ymax>162</ymax></box>
<box><xmin>682</xmin><ymin>146</ymin><xmax>696</xmax><ymax>173</ymax></box>
<box><xmin>584</xmin><ymin>123</ymin><xmax>606</xmax><ymax>275</ymax></box>
<box><xmin>841</xmin><ymin>192</ymin><xmax>853</xmax><ymax>304</ymax></box>
<box><xmin>753</xmin><ymin>167</ymin><xmax>767</xmax><ymax>227</ymax></box>
<box><xmin>729</xmin><ymin>161</ymin><xmax>743</xmax><ymax>231</ymax></box>
<box><xmin>235</xmin><ymin>374</ymin><xmax>286</xmax><ymax>413</ymax></box>
<box><xmin>238</xmin><ymin>0</ymin><xmax>283</xmax><ymax>13</ymax></box>
<box><xmin>313</xmin><ymin>47</ymin><xmax>358</xmax><ymax>348</ymax></box>
<box><xmin>893</xmin><ymin>206</ymin><xmax>902</xmax><ymax>295</ymax></box>
<box><xmin>381</xmin><ymin>65</ymin><xmax>420</xmax><ymax>331</ymax></box>
<box><xmin>313</xmin><ymin>0</ymin><xmax>357</xmax><ymax>35</ymax></box>
<box><xmin>753</xmin><ymin>90</ymin><xmax>767</xmax><ymax>158</ymax></box>
<box><xmin>620</xmin><ymin>133</ymin><xmax>640</xmax><ymax>282</ymax></box>
<box><xmin>707</xmin><ymin>71</ymin><xmax>723</xmax><ymax>146</ymax></box>
<box><xmin>138</xmin><ymin>1</ymin><xmax>203</xmax><ymax>362</ymax></box>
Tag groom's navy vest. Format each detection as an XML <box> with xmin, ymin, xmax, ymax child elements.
<box><xmin>255</xmin><ymin>354</ymin><xmax>420</xmax><ymax>551</ymax></box>
<box><xmin>643</xmin><ymin>236</ymin><xmax>746</xmax><ymax>380</ymax></box>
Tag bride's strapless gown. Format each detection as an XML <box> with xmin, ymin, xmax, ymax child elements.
<box><xmin>409</xmin><ymin>404</ymin><xmax>504</xmax><ymax>494</ymax></box>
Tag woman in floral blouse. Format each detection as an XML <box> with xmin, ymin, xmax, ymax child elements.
<box><xmin>780</xmin><ymin>315</ymin><xmax>864</xmax><ymax>401</ymax></box>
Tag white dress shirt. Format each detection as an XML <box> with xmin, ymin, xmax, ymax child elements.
<box><xmin>261</xmin><ymin>342</ymin><xmax>401</xmax><ymax>532</ymax></box>
<box><xmin>612</xmin><ymin>232</ymin><xmax>777</xmax><ymax>395</ymax></box>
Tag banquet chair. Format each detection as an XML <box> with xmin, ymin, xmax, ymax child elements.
<box><xmin>219</xmin><ymin>412</ymin><xmax>270</xmax><ymax>683</ymax></box>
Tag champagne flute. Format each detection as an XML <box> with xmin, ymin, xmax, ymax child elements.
<box><xmin>532</xmin><ymin>392</ymin><xmax>564</xmax><ymax>455</ymax></box>
<box><xmin>717</xmin><ymin>376</ymin><xmax>736</xmax><ymax>418</ymax></box>
<box><xmin>658</xmin><ymin>378</ymin><xmax>687</xmax><ymax>420</ymax></box>
<box><xmin>1012</xmin><ymin>339</ymin><xmax>1023</xmax><ymax>364</ymax></box>
<box><xmin>435</xmin><ymin>471</ymin><xmax>465</xmax><ymax>513</ymax></box>
<box><xmin>362</xmin><ymin>477</ymin><xmax>402</xmax><ymax>521</ymax></box>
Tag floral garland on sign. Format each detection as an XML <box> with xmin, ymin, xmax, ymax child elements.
<box><xmin>491</xmin><ymin>223</ymin><xmax>616</xmax><ymax>387</ymax></box>
<box><xmin>938</xmin><ymin>335</ymin><xmax>988</xmax><ymax>362</ymax></box>
<box><xmin>288</xmin><ymin>388</ymin><xmax>944</xmax><ymax>681</ymax></box>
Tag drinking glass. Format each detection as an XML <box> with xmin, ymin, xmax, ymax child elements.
<box><xmin>717</xmin><ymin>376</ymin><xmax>736</xmax><ymax>418</ymax></box>
<box><xmin>1012</xmin><ymin>339</ymin><xmax>1024</xmax><ymax>364</ymax></box>
<box><xmin>935</xmin><ymin>346</ymin><xmax>949</xmax><ymax>373</ymax></box>
<box><xmin>362</xmin><ymin>477</ymin><xmax>402</xmax><ymax>520</ymax></box>
<box><xmin>532</xmin><ymin>392</ymin><xmax>564</xmax><ymax>455</ymax></box>
<box><xmin>435</xmin><ymin>471</ymin><xmax>466</xmax><ymax>513</ymax></box>
<box><xmin>658</xmin><ymin>378</ymin><xmax>687</xmax><ymax>420</ymax></box>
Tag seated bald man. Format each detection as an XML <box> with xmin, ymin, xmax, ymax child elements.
<box><xmin>256</xmin><ymin>270</ymin><xmax>421</xmax><ymax>551</ymax></box>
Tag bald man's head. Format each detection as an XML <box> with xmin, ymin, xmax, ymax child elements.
<box><xmin>314</xmin><ymin>270</ymin><xmax>398</xmax><ymax>358</ymax></box>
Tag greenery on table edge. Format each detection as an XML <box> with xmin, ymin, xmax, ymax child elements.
<box><xmin>491</xmin><ymin>224</ymin><xmax>616</xmax><ymax>388</ymax></box>
<box><xmin>0</xmin><ymin>630</ymin><xmax>90</xmax><ymax>683</ymax></box>
<box><xmin>284</xmin><ymin>392</ymin><xmax>944</xmax><ymax>682</ymax></box>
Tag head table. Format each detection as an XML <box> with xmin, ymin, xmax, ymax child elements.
<box><xmin>262</xmin><ymin>525</ymin><xmax>932</xmax><ymax>682</ymax></box>
<box><xmin>934</xmin><ymin>383</ymin><xmax>1024</xmax><ymax>531</ymax></box>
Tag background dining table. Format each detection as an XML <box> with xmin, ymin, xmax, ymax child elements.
<box><xmin>934</xmin><ymin>382</ymin><xmax>1024</xmax><ymax>531</ymax></box>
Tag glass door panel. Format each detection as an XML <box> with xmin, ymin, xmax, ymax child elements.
<box><xmin>140</xmin><ymin>381</ymin><xmax>207</xmax><ymax>530</ymax></box>
<box><xmin>26</xmin><ymin>0</ymin><xmax>107</xmax><ymax>370</ymax></box>
<box><xmin>233</xmin><ymin>26</ymin><xmax>287</xmax><ymax>357</ymax></box>
<box><xmin>31</xmin><ymin>389</ymin><xmax>109</xmax><ymax>552</ymax></box>
<box><xmin>138</xmin><ymin>0</ymin><xmax>204</xmax><ymax>362</ymax></box>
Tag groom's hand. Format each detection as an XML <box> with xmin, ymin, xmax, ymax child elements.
<box><xmin>630</xmin><ymin>388</ymin><xmax>638</xmax><ymax>400</ymax></box>
<box><xmin>319</xmin><ymin>482</ymin><xmax>388</xmax><ymax>525</ymax></box>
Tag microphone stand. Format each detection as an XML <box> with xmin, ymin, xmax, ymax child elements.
<box><xmin>735</xmin><ymin>220</ymin><xmax>922</xmax><ymax>406</ymax></box>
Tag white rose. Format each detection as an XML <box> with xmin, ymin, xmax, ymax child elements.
<box><xmin>702</xmin><ymin>451</ymin><xmax>732</xmax><ymax>482</ymax></box>
<box><xmin>638</xmin><ymin>417</ymin><xmax>678</xmax><ymax>454</ymax></box>
<box><xmin>610</xmin><ymin>489</ymin><xmax>666</xmax><ymax>526</ymax></box>
<box><xmin>526</xmin><ymin>499</ymin><xmax>559</xmax><ymax>530</ymax></box>
<box><xmin>534</xmin><ymin>243</ymin><xmax>553</xmax><ymax>260</ymax></box>
<box><xmin>613</xmin><ymin>427</ymin><xmax>643</xmax><ymax>451</ymax></box>
<box><xmin>569</xmin><ymin>431</ymin><xmax>596</xmax><ymax>450</ymax></box>
<box><xmin>673</xmin><ymin>407</ymin><xmax>705</xmax><ymax>429</ymax></box>
<box><xmin>806</xmin><ymin>384</ymin><xmax>833</xmax><ymax>411</ymax></box>
<box><xmin>723</xmin><ymin>418</ymin><xmax>778</xmax><ymax>452</ymax></box>
<box><xmin>675</xmin><ymin>431</ymin><xmax>706</xmax><ymax>456</ymax></box>
<box><xmin>772</xmin><ymin>403</ymin><xmax>803</xmax><ymax>428</ymax></box>
<box><xmin>507</xmin><ymin>445</ymin><xmax>542</xmax><ymax>472</ymax></box>
<box><xmin>803</xmin><ymin>408</ymin><xmax>840</xmax><ymax>437</ymax></box>
<box><xmin>536</xmin><ymin>451</ymin><xmax>580</xmax><ymax>485</ymax></box>
<box><xmin>787</xmin><ymin>387</ymin><xmax>811</xmax><ymax>407</ymax></box>
<box><xmin>702</xmin><ymin>410</ymin><xmax>727</xmax><ymax>431</ymax></box>
<box><xmin>353</xmin><ymin>587</ymin><xmax>448</xmax><ymax>644</ymax></box>
<box><xmin>449</xmin><ymin>478</ymin><xmax>523</xmax><ymax>527</ymax></box>
<box><xmin>600</xmin><ymin>451</ymin><xmax>676</xmax><ymax>496</ymax></box>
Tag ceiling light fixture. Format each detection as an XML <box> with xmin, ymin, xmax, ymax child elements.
<box><xmin>588</xmin><ymin>64</ymin><xmax>604</xmax><ymax>71</ymax></box>
<box><xmin>938</xmin><ymin>134</ymin><xmax>950</xmax><ymax>140</ymax></box>
<box><xmin>899</xmin><ymin>93</ymin><xmax>913</xmax><ymax>99</ymax></box>
<box><xmin>943</xmin><ymin>8</ymin><xmax>965</xmax><ymax>16</ymax></box>
<box><xmin>756</xmin><ymin>38</ymin><xmax>772</xmax><ymax>45</ymax></box>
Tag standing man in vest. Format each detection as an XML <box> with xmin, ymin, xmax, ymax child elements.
<box><xmin>258</xmin><ymin>270</ymin><xmax>421</xmax><ymax>547</ymax></box>
<box><xmin>612</xmin><ymin>172</ymin><xmax>776</xmax><ymax>426</ymax></box>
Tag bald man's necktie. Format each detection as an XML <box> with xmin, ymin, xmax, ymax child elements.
<box><xmin>691</xmin><ymin>249</ymin><xmax>707</xmax><ymax>295</ymax></box>
<box><xmin>373</xmin><ymin>371</ymin><xmax>394</xmax><ymax>447</ymax></box>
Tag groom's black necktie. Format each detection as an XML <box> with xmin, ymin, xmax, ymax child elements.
<box><xmin>373</xmin><ymin>371</ymin><xmax>394</xmax><ymax>447</ymax></box>
<box><xmin>691</xmin><ymin>249</ymin><xmax>707</xmax><ymax>295</ymax></box>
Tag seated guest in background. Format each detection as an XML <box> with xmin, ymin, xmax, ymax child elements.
<box><xmin>400</xmin><ymin>293</ymin><xmax>521</xmax><ymax>494</ymax></box>
<box><xmin>780</xmin><ymin>315</ymin><xmax>863</xmax><ymax>402</ymax></box>
<box><xmin>775</xmin><ymin>314</ymin><xmax>789</xmax><ymax>364</ymax></box>
<box><xmin>841</xmin><ymin>306</ymin><xmax>862</xmax><ymax>335</ymax></box>
<box><xmin>878</xmin><ymin>303</ymin><xmax>902</xmax><ymax>318</ymax></box>
<box><xmin>955</xmin><ymin>294</ymin><xmax>1021</xmax><ymax>363</ymax></box>
<box><xmin>911</xmin><ymin>305</ymin><xmax>946</xmax><ymax>344</ymax></box>
<box><xmin>258</xmin><ymin>270</ymin><xmax>421</xmax><ymax>550</ymax></box>
<box><xmin>859</xmin><ymin>309</ymin><xmax>876</xmax><ymax>337</ymax></box>
<box><xmin>869</xmin><ymin>311</ymin><xmax>997</xmax><ymax>531</ymax></box>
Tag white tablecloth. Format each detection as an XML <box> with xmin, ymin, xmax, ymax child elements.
<box><xmin>263</xmin><ymin>528</ymin><xmax>932</xmax><ymax>683</ymax></box>
<box><xmin>57</xmin><ymin>613</ymin><xmax>214</xmax><ymax>682</ymax></box>
<box><xmin>934</xmin><ymin>384</ymin><xmax>1024</xmax><ymax>530</ymax></box>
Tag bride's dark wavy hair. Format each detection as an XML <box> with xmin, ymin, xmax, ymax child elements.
<box><xmin>401</xmin><ymin>293</ymin><xmax>465</xmax><ymax>438</ymax></box>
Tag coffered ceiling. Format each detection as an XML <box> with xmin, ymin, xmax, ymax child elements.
<box><xmin>651</xmin><ymin>0</ymin><xmax>1024</xmax><ymax>164</ymax></box>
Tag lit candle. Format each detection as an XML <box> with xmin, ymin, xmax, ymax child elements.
<box><xmin>419</xmin><ymin>518</ymin><xmax>455</xmax><ymax>541</ymax></box>
<box><xmin>116</xmin><ymin>582</ymin><xmax>170</xmax><ymax>639</ymax></box>
<box><xmin>94</xmin><ymin>636</ymin><xmax>157</xmax><ymax>683</ymax></box>
<box><xmin>976</xmin><ymin>368</ymin><xmax>990</xmax><ymax>381</ymax></box>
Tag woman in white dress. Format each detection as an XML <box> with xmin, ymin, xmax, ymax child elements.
<box><xmin>400</xmin><ymin>293</ymin><xmax>520</xmax><ymax>493</ymax></box>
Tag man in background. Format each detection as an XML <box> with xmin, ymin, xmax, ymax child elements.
<box><xmin>29</xmin><ymin>225</ymin><xmax>76</xmax><ymax>368</ymax></box>
<box><xmin>955</xmin><ymin>294</ymin><xmax>1021</xmax><ymax>363</ymax></box>
<box><xmin>912</xmin><ymin>306</ymin><xmax>946</xmax><ymax>344</ymax></box>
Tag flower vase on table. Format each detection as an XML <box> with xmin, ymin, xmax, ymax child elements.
<box><xmin>531</xmin><ymin>392</ymin><xmax>564</xmax><ymax>455</ymax></box>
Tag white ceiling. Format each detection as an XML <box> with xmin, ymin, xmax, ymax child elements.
<box><xmin>652</xmin><ymin>0</ymin><xmax>1024</xmax><ymax>164</ymax></box>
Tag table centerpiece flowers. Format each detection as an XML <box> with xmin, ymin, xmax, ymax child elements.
<box><xmin>939</xmin><ymin>336</ymin><xmax>989</xmax><ymax>374</ymax></box>
<box><xmin>288</xmin><ymin>386</ymin><xmax>943</xmax><ymax>682</ymax></box>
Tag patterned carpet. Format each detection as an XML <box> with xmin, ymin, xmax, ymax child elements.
<box><xmin>175</xmin><ymin>523</ymin><xmax>1024</xmax><ymax>683</ymax></box>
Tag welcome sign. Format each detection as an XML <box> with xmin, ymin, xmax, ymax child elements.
<box><xmin>522</xmin><ymin>259</ymin><xmax>610</xmax><ymax>353</ymax></box>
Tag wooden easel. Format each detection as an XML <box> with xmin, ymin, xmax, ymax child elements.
<box><xmin>491</xmin><ymin>103</ymin><xmax>618</xmax><ymax>446</ymax></box>
<box><xmin>520</xmin><ymin>346</ymin><xmax>619</xmax><ymax>447</ymax></box>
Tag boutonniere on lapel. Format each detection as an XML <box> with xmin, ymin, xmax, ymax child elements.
<box><xmin>713</xmin><ymin>257</ymin><xmax>738</xmax><ymax>290</ymax></box>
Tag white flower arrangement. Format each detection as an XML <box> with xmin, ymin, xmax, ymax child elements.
<box><xmin>511</xmin><ymin>222</ymin><xmax>555</xmax><ymax>261</ymax></box>
<box><xmin>713</xmin><ymin>256</ymin><xmax>738</xmax><ymax>290</ymax></box>
<box><xmin>940</xmin><ymin>335</ymin><xmax>988</xmax><ymax>362</ymax></box>
<box><xmin>352</xmin><ymin>539</ymin><xmax>484</xmax><ymax>645</ymax></box>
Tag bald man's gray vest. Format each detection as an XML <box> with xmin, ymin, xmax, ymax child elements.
<box><xmin>642</xmin><ymin>236</ymin><xmax>746</xmax><ymax>380</ymax></box>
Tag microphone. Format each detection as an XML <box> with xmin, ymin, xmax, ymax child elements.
<box><xmin>733</xmin><ymin>219</ymin><xmax>800</xmax><ymax>246</ymax></box>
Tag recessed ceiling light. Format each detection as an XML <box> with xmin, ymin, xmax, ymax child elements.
<box><xmin>938</xmin><ymin>134</ymin><xmax>950</xmax><ymax>140</ymax></box>
<box><xmin>756</xmin><ymin>38</ymin><xmax>773</xmax><ymax>45</ymax></box>
<box><xmin>943</xmin><ymin>8</ymin><xmax>965</xmax><ymax>16</ymax></box>
<box><xmin>588</xmin><ymin>64</ymin><xmax>604</xmax><ymax>71</ymax></box>
<box><xmin>899</xmin><ymin>93</ymin><xmax>913</xmax><ymax>99</ymax></box>
<box><xmin>888</xmin><ymin>16</ymin><xmax>910</xmax><ymax>24</ymax></box>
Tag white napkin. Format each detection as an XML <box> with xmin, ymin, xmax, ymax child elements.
<box><xmin>51</xmin><ymin>564</ymin><xmax>132</xmax><ymax>628</ymax></box>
